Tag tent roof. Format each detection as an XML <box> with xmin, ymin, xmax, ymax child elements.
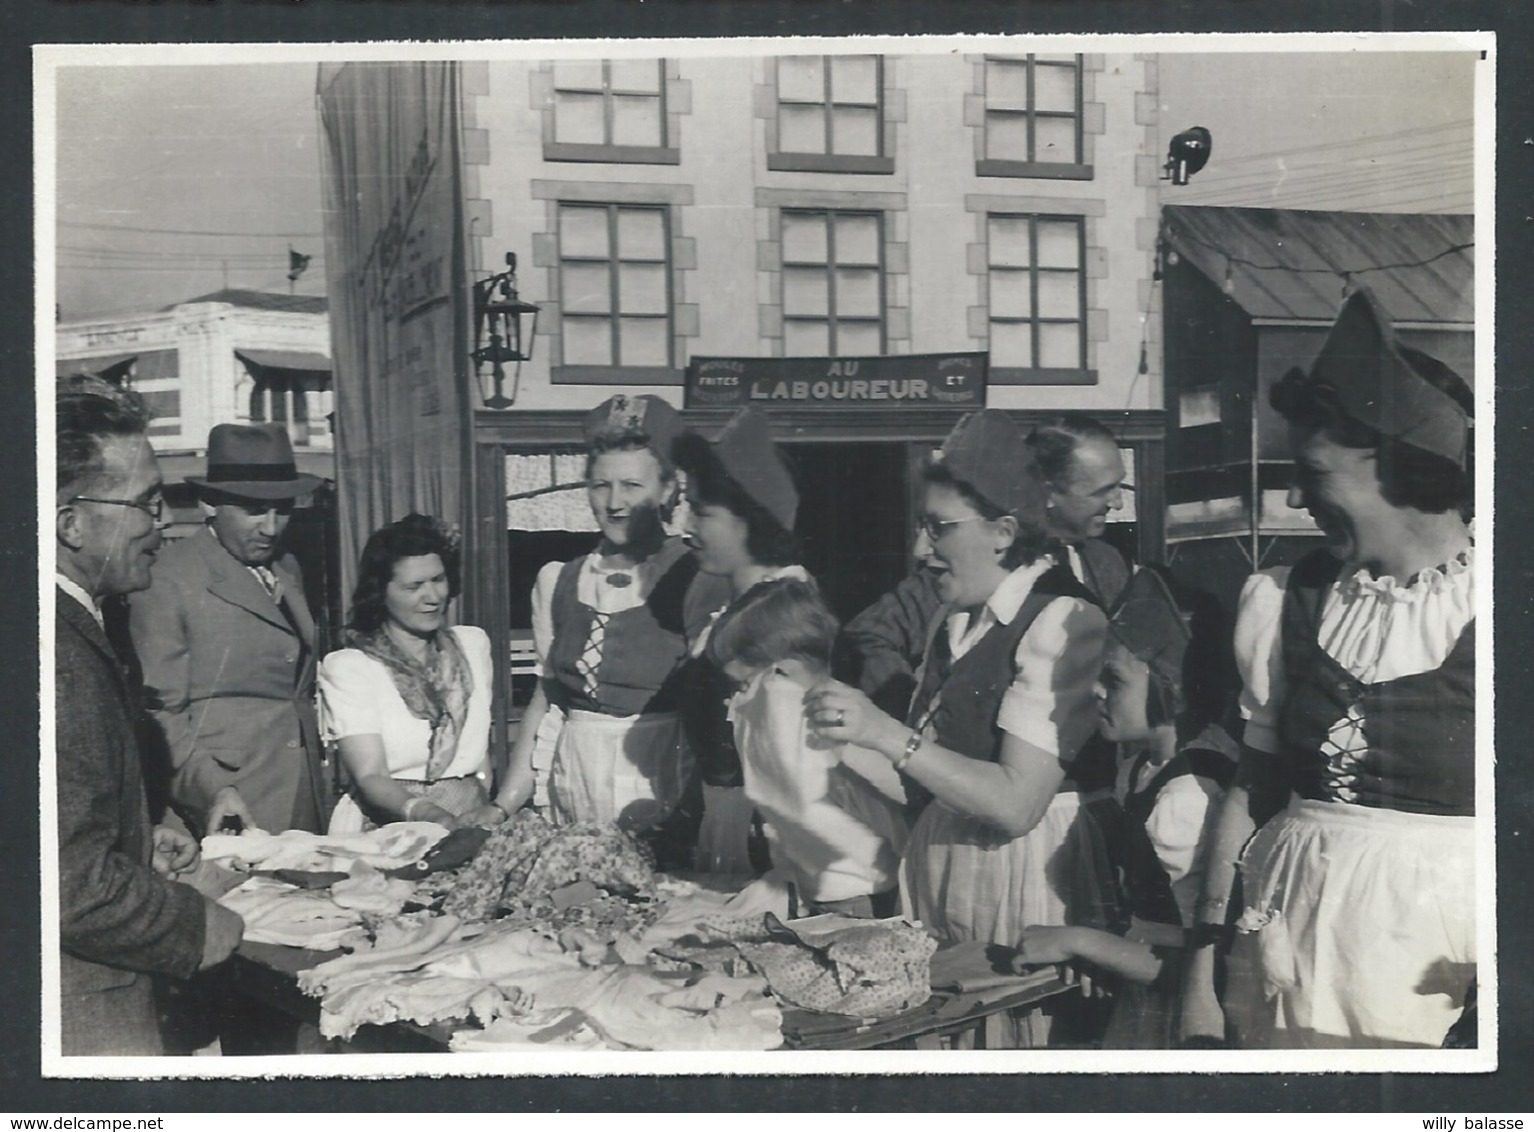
<box><xmin>1162</xmin><ymin>205</ymin><xmax>1473</xmax><ymax>324</ymax></box>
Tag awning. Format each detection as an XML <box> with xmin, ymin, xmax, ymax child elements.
<box><xmin>235</xmin><ymin>348</ymin><xmax>332</xmax><ymax>373</ymax></box>
<box><xmin>56</xmin><ymin>352</ymin><xmax>137</xmax><ymax>380</ymax></box>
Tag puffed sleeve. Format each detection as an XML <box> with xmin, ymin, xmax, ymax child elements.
<box><xmin>996</xmin><ymin>596</ymin><xmax>1109</xmax><ymax>762</ymax></box>
<box><xmin>457</xmin><ymin>623</ymin><xmax>494</xmax><ymax>677</ymax></box>
<box><xmin>317</xmin><ymin>650</ymin><xmax>383</xmax><ymax>743</ymax></box>
<box><xmin>1234</xmin><ymin>568</ymin><xmax>1291</xmax><ymax>755</ymax></box>
<box><xmin>529</xmin><ymin>560</ymin><xmax>566</xmax><ymax>674</ymax></box>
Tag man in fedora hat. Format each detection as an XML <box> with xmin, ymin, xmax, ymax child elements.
<box><xmin>130</xmin><ymin>422</ymin><xmax>328</xmax><ymax>838</ymax></box>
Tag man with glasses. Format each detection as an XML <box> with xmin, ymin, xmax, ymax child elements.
<box><xmin>129</xmin><ymin>422</ymin><xmax>327</xmax><ymax>839</ymax></box>
<box><xmin>55</xmin><ymin>376</ymin><xmax>244</xmax><ymax>1054</ymax></box>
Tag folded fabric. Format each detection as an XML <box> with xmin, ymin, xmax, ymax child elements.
<box><xmin>204</xmin><ymin>824</ymin><xmax>450</xmax><ymax>874</ymax></box>
<box><xmin>697</xmin><ymin>912</ymin><xmax>937</xmax><ymax>1018</ymax></box>
<box><xmin>218</xmin><ymin>876</ymin><xmax>366</xmax><ymax>951</ymax></box>
<box><xmin>330</xmin><ymin>861</ymin><xmax>417</xmax><ymax>915</ymax></box>
<box><xmin>296</xmin><ymin>909</ymin><xmax>783</xmax><ymax>1049</ymax></box>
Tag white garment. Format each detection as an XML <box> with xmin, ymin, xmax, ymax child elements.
<box><xmin>1227</xmin><ymin>798</ymin><xmax>1475</xmax><ymax>1048</ymax></box>
<box><xmin>1114</xmin><ymin>726</ymin><xmax>1239</xmax><ymax>936</ymax></box>
<box><xmin>547</xmin><ymin>709</ymin><xmax>691</xmax><ymax>829</ymax></box>
<box><xmin>728</xmin><ymin>664</ymin><xmax>907</xmax><ymax>904</ymax></box>
<box><xmin>317</xmin><ymin>624</ymin><xmax>494</xmax><ymax>782</ymax></box>
<box><xmin>913</xmin><ymin>558</ymin><xmax>1107</xmax><ymax>760</ymax></box>
<box><xmin>1235</xmin><ymin>543</ymin><xmax>1475</xmax><ymax>755</ymax></box>
<box><xmin>55</xmin><ymin>572</ymin><xmax>103</xmax><ymax>631</ymax></box>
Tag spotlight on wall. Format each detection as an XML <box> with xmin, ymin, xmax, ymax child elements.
<box><xmin>1162</xmin><ymin>126</ymin><xmax>1212</xmax><ymax>186</ymax></box>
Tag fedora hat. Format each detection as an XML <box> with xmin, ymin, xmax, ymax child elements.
<box><xmin>187</xmin><ymin>423</ymin><xmax>324</xmax><ymax>501</ymax></box>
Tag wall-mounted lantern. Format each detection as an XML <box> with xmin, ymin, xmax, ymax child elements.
<box><xmin>472</xmin><ymin>252</ymin><xmax>541</xmax><ymax>410</ymax></box>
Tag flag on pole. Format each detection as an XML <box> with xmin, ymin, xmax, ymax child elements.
<box><xmin>287</xmin><ymin>247</ymin><xmax>312</xmax><ymax>282</ymax></box>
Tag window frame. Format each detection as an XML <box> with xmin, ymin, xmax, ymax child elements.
<box><xmin>546</xmin><ymin>59</ymin><xmax>679</xmax><ymax>166</ymax></box>
<box><xmin>977</xmin><ymin>54</ymin><xmax>1092</xmax><ymax>181</ymax></box>
<box><xmin>779</xmin><ymin>207</ymin><xmax>888</xmax><ymax>357</ymax></box>
<box><xmin>769</xmin><ymin>55</ymin><xmax>894</xmax><ymax>175</ymax></box>
<box><xmin>554</xmin><ymin>200</ymin><xmax>678</xmax><ymax>382</ymax></box>
<box><xmin>985</xmin><ymin>211</ymin><xmax>1092</xmax><ymax>383</ymax></box>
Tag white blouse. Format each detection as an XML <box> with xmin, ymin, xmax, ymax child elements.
<box><xmin>914</xmin><ymin>558</ymin><xmax>1108</xmax><ymax>761</ymax></box>
<box><xmin>318</xmin><ymin>624</ymin><xmax>494</xmax><ymax>782</ymax></box>
<box><xmin>1236</xmin><ymin>542</ymin><xmax>1476</xmax><ymax>756</ymax></box>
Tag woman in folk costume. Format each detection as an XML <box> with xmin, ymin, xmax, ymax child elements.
<box><xmin>320</xmin><ymin>514</ymin><xmax>499</xmax><ymax>829</ymax></box>
<box><xmin>672</xmin><ymin>406</ymin><xmax>809</xmax><ymax>878</ymax></box>
<box><xmin>1013</xmin><ymin>566</ymin><xmax>1240</xmax><ymax>1049</ymax></box>
<box><xmin>1182</xmin><ymin>288</ymin><xmax>1477</xmax><ymax>1049</ymax></box>
<box><xmin>806</xmin><ymin>409</ymin><xmax>1118</xmax><ymax>1045</ymax></box>
<box><xmin>496</xmin><ymin>395</ymin><xmax>721</xmax><ymax>867</ymax></box>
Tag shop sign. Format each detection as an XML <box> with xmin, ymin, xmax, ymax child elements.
<box><xmin>684</xmin><ymin>353</ymin><xmax>986</xmax><ymax>410</ymax></box>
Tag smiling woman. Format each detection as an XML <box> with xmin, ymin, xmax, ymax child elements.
<box><xmin>1183</xmin><ymin>289</ymin><xmax>1477</xmax><ymax>1050</ymax></box>
<box><xmin>802</xmin><ymin>409</ymin><xmax>1118</xmax><ymax>1047</ymax></box>
<box><xmin>495</xmin><ymin>395</ymin><xmax>724</xmax><ymax>869</ymax></box>
<box><xmin>318</xmin><ymin>514</ymin><xmax>498</xmax><ymax>831</ymax></box>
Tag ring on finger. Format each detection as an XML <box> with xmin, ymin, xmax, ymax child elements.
<box><xmin>835</xmin><ymin>709</ymin><xmax>846</xmax><ymax>726</ymax></box>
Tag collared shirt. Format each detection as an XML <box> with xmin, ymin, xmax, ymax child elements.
<box><xmin>56</xmin><ymin>572</ymin><xmax>104</xmax><ymax>632</ymax></box>
<box><xmin>205</xmin><ymin>526</ymin><xmax>282</xmax><ymax>601</ymax></box>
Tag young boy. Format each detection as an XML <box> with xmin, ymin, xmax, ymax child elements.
<box><xmin>1012</xmin><ymin>566</ymin><xmax>1239</xmax><ymax>1048</ymax></box>
<box><xmin>706</xmin><ymin>577</ymin><xmax>909</xmax><ymax>919</ymax></box>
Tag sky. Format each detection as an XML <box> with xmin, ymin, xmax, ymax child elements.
<box><xmin>47</xmin><ymin>42</ymin><xmax>1481</xmax><ymax>322</ymax></box>
<box><xmin>53</xmin><ymin>62</ymin><xmax>326</xmax><ymax>320</ymax></box>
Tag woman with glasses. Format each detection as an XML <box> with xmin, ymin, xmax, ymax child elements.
<box><xmin>806</xmin><ymin>409</ymin><xmax>1117</xmax><ymax>1046</ymax></box>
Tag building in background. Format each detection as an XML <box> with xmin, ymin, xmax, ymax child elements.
<box><xmin>55</xmin><ymin>288</ymin><xmax>341</xmax><ymax>623</ymax></box>
<box><xmin>1156</xmin><ymin>204</ymin><xmax>1474</xmax><ymax>613</ymax></box>
<box><xmin>319</xmin><ymin>51</ymin><xmax>1168</xmax><ymax>744</ymax></box>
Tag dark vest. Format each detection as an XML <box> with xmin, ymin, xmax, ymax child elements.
<box><xmin>1120</xmin><ymin>744</ymin><xmax>1235</xmax><ymax>931</ymax></box>
<box><xmin>908</xmin><ymin>563</ymin><xmax>1101</xmax><ymax>788</ymax></box>
<box><xmin>1276</xmin><ymin>549</ymin><xmax>1475</xmax><ymax>817</ymax></box>
<box><xmin>544</xmin><ymin>538</ymin><xmax>700</xmax><ymax>717</ymax></box>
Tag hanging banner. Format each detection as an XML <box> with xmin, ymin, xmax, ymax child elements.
<box><xmin>684</xmin><ymin>352</ymin><xmax>987</xmax><ymax>410</ymax></box>
<box><xmin>318</xmin><ymin>61</ymin><xmax>466</xmax><ymax>602</ymax></box>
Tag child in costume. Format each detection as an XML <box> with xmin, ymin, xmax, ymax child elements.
<box><xmin>1012</xmin><ymin>566</ymin><xmax>1239</xmax><ymax>1048</ymax></box>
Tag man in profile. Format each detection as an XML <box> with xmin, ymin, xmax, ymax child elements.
<box><xmin>54</xmin><ymin>376</ymin><xmax>243</xmax><ymax>1055</ymax></box>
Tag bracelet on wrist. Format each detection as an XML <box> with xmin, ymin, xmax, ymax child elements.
<box><xmin>892</xmin><ymin>731</ymin><xmax>922</xmax><ymax>774</ymax></box>
<box><xmin>1188</xmin><ymin>922</ymin><xmax>1236</xmax><ymax>950</ymax></box>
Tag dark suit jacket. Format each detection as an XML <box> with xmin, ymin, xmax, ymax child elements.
<box><xmin>56</xmin><ymin>589</ymin><xmax>208</xmax><ymax>1055</ymax></box>
<box><xmin>129</xmin><ymin>529</ymin><xmax>325</xmax><ymax>834</ymax></box>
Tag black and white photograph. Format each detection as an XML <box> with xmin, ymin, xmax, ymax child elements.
<box><xmin>31</xmin><ymin>16</ymin><xmax>1511</xmax><ymax>1103</ymax></box>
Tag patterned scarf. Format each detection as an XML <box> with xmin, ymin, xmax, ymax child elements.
<box><xmin>349</xmin><ymin>625</ymin><xmax>474</xmax><ymax>782</ymax></box>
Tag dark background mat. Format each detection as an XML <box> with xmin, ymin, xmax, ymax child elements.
<box><xmin>10</xmin><ymin>0</ymin><xmax>1531</xmax><ymax>1113</ymax></box>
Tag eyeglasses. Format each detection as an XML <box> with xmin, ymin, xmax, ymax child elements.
<box><xmin>918</xmin><ymin>514</ymin><xmax>985</xmax><ymax>542</ymax></box>
<box><xmin>69</xmin><ymin>494</ymin><xmax>166</xmax><ymax>522</ymax></box>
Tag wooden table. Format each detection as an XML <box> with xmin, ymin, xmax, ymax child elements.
<box><xmin>229</xmin><ymin>938</ymin><xmax>1070</xmax><ymax>1053</ymax></box>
